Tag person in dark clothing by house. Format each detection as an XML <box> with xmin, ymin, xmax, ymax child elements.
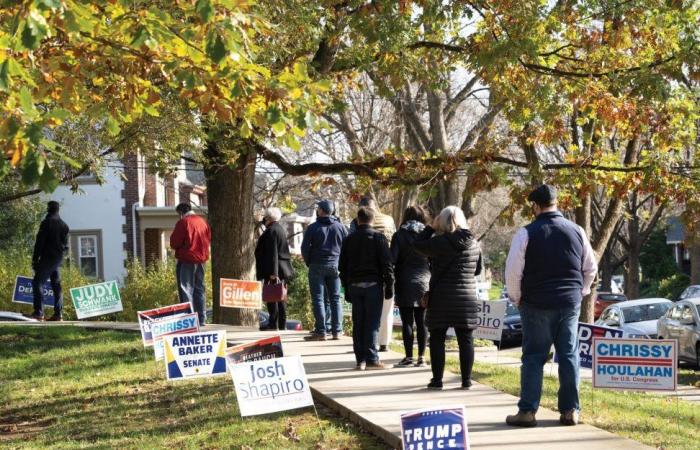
<box><xmin>30</xmin><ymin>201</ymin><xmax>69</xmax><ymax>321</ymax></box>
<box><xmin>505</xmin><ymin>185</ymin><xmax>597</xmax><ymax>427</ymax></box>
<box><xmin>170</xmin><ymin>203</ymin><xmax>211</xmax><ymax>326</ymax></box>
<box><xmin>413</xmin><ymin>206</ymin><xmax>483</xmax><ymax>390</ymax></box>
<box><xmin>391</xmin><ymin>206</ymin><xmax>431</xmax><ymax>368</ymax></box>
<box><xmin>301</xmin><ymin>199</ymin><xmax>348</xmax><ymax>341</ymax></box>
<box><xmin>255</xmin><ymin>207</ymin><xmax>295</xmax><ymax>330</ymax></box>
<box><xmin>339</xmin><ymin>207</ymin><xmax>394</xmax><ymax>370</ymax></box>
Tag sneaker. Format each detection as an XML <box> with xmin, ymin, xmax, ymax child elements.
<box><xmin>378</xmin><ymin>345</ymin><xmax>388</xmax><ymax>352</ymax></box>
<box><xmin>427</xmin><ymin>379</ymin><xmax>443</xmax><ymax>390</ymax></box>
<box><xmin>355</xmin><ymin>362</ymin><xmax>366</xmax><ymax>371</ymax></box>
<box><xmin>46</xmin><ymin>315</ymin><xmax>63</xmax><ymax>322</ymax></box>
<box><xmin>560</xmin><ymin>409</ymin><xmax>579</xmax><ymax>426</ymax></box>
<box><xmin>415</xmin><ymin>357</ymin><xmax>426</xmax><ymax>367</ymax></box>
<box><xmin>365</xmin><ymin>361</ymin><xmax>386</xmax><ymax>370</ymax></box>
<box><xmin>26</xmin><ymin>313</ymin><xmax>45</xmax><ymax>321</ymax></box>
<box><xmin>394</xmin><ymin>357</ymin><xmax>414</xmax><ymax>368</ymax></box>
<box><xmin>332</xmin><ymin>333</ymin><xmax>342</xmax><ymax>340</ymax></box>
<box><xmin>506</xmin><ymin>410</ymin><xmax>537</xmax><ymax>427</ymax></box>
<box><xmin>303</xmin><ymin>334</ymin><xmax>326</xmax><ymax>341</ymax></box>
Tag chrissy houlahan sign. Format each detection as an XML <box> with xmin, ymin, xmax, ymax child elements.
<box><xmin>151</xmin><ymin>313</ymin><xmax>200</xmax><ymax>361</ymax></box>
<box><xmin>163</xmin><ymin>330</ymin><xmax>227</xmax><ymax>380</ymax></box>
<box><xmin>137</xmin><ymin>303</ymin><xmax>194</xmax><ymax>346</ymax></box>
<box><xmin>592</xmin><ymin>338</ymin><xmax>677</xmax><ymax>391</ymax></box>
<box><xmin>70</xmin><ymin>280</ymin><xmax>123</xmax><ymax>319</ymax></box>
<box><xmin>472</xmin><ymin>300</ymin><xmax>507</xmax><ymax>341</ymax></box>
<box><xmin>400</xmin><ymin>405</ymin><xmax>470</xmax><ymax>450</ymax></box>
<box><xmin>230</xmin><ymin>355</ymin><xmax>314</xmax><ymax>417</ymax></box>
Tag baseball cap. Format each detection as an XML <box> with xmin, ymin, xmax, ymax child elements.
<box><xmin>317</xmin><ymin>199</ymin><xmax>335</xmax><ymax>215</ymax></box>
<box><xmin>527</xmin><ymin>184</ymin><xmax>558</xmax><ymax>206</ymax></box>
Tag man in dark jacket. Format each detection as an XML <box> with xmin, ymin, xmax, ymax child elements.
<box><xmin>301</xmin><ymin>199</ymin><xmax>348</xmax><ymax>340</ymax></box>
<box><xmin>170</xmin><ymin>203</ymin><xmax>211</xmax><ymax>326</ymax></box>
<box><xmin>339</xmin><ymin>207</ymin><xmax>394</xmax><ymax>370</ymax></box>
<box><xmin>505</xmin><ymin>185</ymin><xmax>597</xmax><ymax>427</ymax></box>
<box><xmin>31</xmin><ymin>201</ymin><xmax>69</xmax><ymax>321</ymax></box>
<box><xmin>255</xmin><ymin>207</ymin><xmax>294</xmax><ymax>330</ymax></box>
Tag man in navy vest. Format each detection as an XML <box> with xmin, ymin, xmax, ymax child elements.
<box><xmin>504</xmin><ymin>185</ymin><xmax>597</xmax><ymax>427</ymax></box>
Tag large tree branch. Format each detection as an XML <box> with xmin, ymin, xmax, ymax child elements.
<box><xmin>444</xmin><ymin>75</ymin><xmax>480</xmax><ymax>123</ymax></box>
<box><xmin>458</xmin><ymin>103</ymin><xmax>503</xmax><ymax>152</ymax></box>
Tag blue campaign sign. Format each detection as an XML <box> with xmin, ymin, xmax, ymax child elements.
<box><xmin>577</xmin><ymin>323</ymin><xmax>623</xmax><ymax>369</ymax></box>
<box><xmin>12</xmin><ymin>276</ymin><xmax>54</xmax><ymax>308</ymax></box>
<box><xmin>401</xmin><ymin>405</ymin><xmax>469</xmax><ymax>450</ymax></box>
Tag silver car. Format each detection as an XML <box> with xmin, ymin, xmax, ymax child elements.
<box><xmin>595</xmin><ymin>298</ymin><xmax>673</xmax><ymax>339</ymax></box>
<box><xmin>657</xmin><ymin>298</ymin><xmax>700</xmax><ymax>367</ymax></box>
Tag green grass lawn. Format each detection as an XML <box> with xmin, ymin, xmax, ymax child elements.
<box><xmin>0</xmin><ymin>326</ymin><xmax>388</xmax><ymax>449</ymax></box>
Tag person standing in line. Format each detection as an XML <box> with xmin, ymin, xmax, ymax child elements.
<box><xmin>255</xmin><ymin>207</ymin><xmax>295</xmax><ymax>331</ymax></box>
<box><xmin>504</xmin><ymin>185</ymin><xmax>597</xmax><ymax>427</ymax></box>
<box><xmin>301</xmin><ymin>200</ymin><xmax>348</xmax><ymax>341</ymax></box>
<box><xmin>30</xmin><ymin>201</ymin><xmax>69</xmax><ymax>321</ymax></box>
<box><xmin>391</xmin><ymin>206</ymin><xmax>431</xmax><ymax>367</ymax></box>
<box><xmin>350</xmin><ymin>197</ymin><xmax>396</xmax><ymax>352</ymax></box>
<box><xmin>340</xmin><ymin>207</ymin><xmax>394</xmax><ymax>370</ymax></box>
<box><xmin>413</xmin><ymin>206</ymin><xmax>482</xmax><ymax>390</ymax></box>
<box><xmin>170</xmin><ymin>203</ymin><xmax>211</xmax><ymax>326</ymax></box>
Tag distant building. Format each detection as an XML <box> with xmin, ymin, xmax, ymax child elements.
<box><xmin>666</xmin><ymin>216</ymin><xmax>691</xmax><ymax>274</ymax></box>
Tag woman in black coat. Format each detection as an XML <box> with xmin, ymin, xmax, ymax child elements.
<box><xmin>390</xmin><ymin>206</ymin><xmax>431</xmax><ymax>367</ymax></box>
<box><xmin>413</xmin><ymin>205</ymin><xmax>483</xmax><ymax>390</ymax></box>
<box><xmin>255</xmin><ymin>207</ymin><xmax>294</xmax><ymax>330</ymax></box>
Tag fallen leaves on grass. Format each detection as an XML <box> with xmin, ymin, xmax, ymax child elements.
<box><xmin>1</xmin><ymin>424</ymin><xmax>18</xmax><ymax>434</ymax></box>
<box><xmin>284</xmin><ymin>420</ymin><xmax>301</xmax><ymax>442</ymax></box>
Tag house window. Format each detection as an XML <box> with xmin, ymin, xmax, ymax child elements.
<box><xmin>69</xmin><ymin>230</ymin><xmax>104</xmax><ymax>279</ymax></box>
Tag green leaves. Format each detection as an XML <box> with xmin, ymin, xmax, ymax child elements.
<box><xmin>205</xmin><ymin>32</ymin><xmax>227</xmax><ymax>64</ymax></box>
<box><xmin>106</xmin><ymin>116</ymin><xmax>121</xmax><ymax>136</ymax></box>
<box><xmin>195</xmin><ymin>0</ymin><xmax>215</xmax><ymax>23</ymax></box>
<box><xmin>21</xmin><ymin>9</ymin><xmax>50</xmax><ymax>50</ymax></box>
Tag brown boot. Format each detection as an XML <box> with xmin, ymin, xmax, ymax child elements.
<box><xmin>506</xmin><ymin>410</ymin><xmax>537</xmax><ymax>427</ymax></box>
<box><xmin>560</xmin><ymin>409</ymin><xmax>579</xmax><ymax>426</ymax></box>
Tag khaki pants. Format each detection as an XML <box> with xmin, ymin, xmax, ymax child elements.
<box><xmin>378</xmin><ymin>298</ymin><xmax>394</xmax><ymax>347</ymax></box>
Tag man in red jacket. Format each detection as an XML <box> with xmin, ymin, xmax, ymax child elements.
<box><xmin>170</xmin><ymin>203</ymin><xmax>211</xmax><ymax>326</ymax></box>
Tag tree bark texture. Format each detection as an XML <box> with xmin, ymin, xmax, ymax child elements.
<box><xmin>204</xmin><ymin>137</ymin><xmax>258</xmax><ymax>327</ymax></box>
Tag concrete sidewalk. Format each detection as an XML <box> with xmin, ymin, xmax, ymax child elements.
<box><xmin>4</xmin><ymin>321</ymin><xmax>651</xmax><ymax>449</ymax></box>
<box><xmin>472</xmin><ymin>345</ymin><xmax>700</xmax><ymax>403</ymax></box>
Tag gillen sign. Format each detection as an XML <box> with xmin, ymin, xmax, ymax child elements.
<box><xmin>220</xmin><ymin>279</ymin><xmax>262</xmax><ymax>309</ymax></box>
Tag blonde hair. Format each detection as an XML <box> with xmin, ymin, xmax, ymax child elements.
<box><xmin>264</xmin><ymin>207</ymin><xmax>282</xmax><ymax>222</ymax></box>
<box><xmin>434</xmin><ymin>206</ymin><xmax>468</xmax><ymax>234</ymax></box>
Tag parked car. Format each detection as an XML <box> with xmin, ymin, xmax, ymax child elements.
<box><xmin>594</xmin><ymin>292</ymin><xmax>628</xmax><ymax>319</ymax></box>
<box><xmin>493</xmin><ymin>302</ymin><xmax>522</xmax><ymax>347</ymax></box>
<box><xmin>677</xmin><ymin>285</ymin><xmax>700</xmax><ymax>302</ymax></box>
<box><xmin>0</xmin><ymin>311</ymin><xmax>39</xmax><ymax>322</ymax></box>
<box><xmin>258</xmin><ymin>311</ymin><xmax>302</xmax><ymax>331</ymax></box>
<box><xmin>657</xmin><ymin>298</ymin><xmax>700</xmax><ymax>367</ymax></box>
<box><xmin>595</xmin><ymin>298</ymin><xmax>673</xmax><ymax>339</ymax></box>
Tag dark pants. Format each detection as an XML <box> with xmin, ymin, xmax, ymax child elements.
<box><xmin>176</xmin><ymin>261</ymin><xmax>206</xmax><ymax>326</ymax></box>
<box><xmin>399</xmin><ymin>306</ymin><xmax>427</xmax><ymax>358</ymax></box>
<box><xmin>265</xmin><ymin>301</ymin><xmax>287</xmax><ymax>330</ymax></box>
<box><xmin>32</xmin><ymin>259</ymin><xmax>63</xmax><ymax>318</ymax></box>
<box><xmin>430</xmin><ymin>327</ymin><xmax>474</xmax><ymax>384</ymax></box>
<box><xmin>349</xmin><ymin>284</ymin><xmax>383</xmax><ymax>364</ymax></box>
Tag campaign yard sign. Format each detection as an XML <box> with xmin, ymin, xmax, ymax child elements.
<box><xmin>393</xmin><ymin>306</ymin><xmax>402</xmax><ymax>327</ymax></box>
<box><xmin>576</xmin><ymin>323</ymin><xmax>623</xmax><ymax>369</ymax></box>
<box><xmin>70</xmin><ymin>280</ymin><xmax>123</xmax><ymax>319</ymax></box>
<box><xmin>137</xmin><ymin>303</ymin><xmax>193</xmax><ymax>346</ymax></box>
<box><xmin>12</xmin><ymin>276</ymin><xmax>54</xmax><ymax>308</ymax></box>
<box><xmin>220</xmin><ymin>279</ymin><xmax>262</xmax><ymax>309</ymax></box>
<box><xmin>401</xmin><ymin>405</ymin><xmax>469</xmax><ymax>450</ymax></box>
<box><xmin>230</xmin><ymin>355</ymin><xmax>314</xmax><ymax>417</ymax></box>
<box><xmin>151</xmin><ymin>313</ymin><xmax>200</xmax><ymax>361</ymax></box>
<box><xmin>473</xmin><ymin>300</ymin><xmax>507</xmax><ymax>341</ymax></box>
<box><xmin>225</xmin><ymin>336</ymin><xmax>284</xmax><ymax>365</ymax></box>
<box><xmin>592</xmin><ymin>338</ymin><xmax>677</xmax><ymax>391</ymax></box>
<box><xmin>163</xmin><ymin>330</ymin><xmax>227</xmax><ymax>380</ymax></box>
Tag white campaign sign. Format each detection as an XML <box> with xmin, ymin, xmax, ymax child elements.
<box><xmin>473</xmin><ymin>300</ymin><xmax>507</xmax><ymax>341</ymax></box>
<box><xmin>230</xmin><ymin>355</ymin><xmax>314</xmax><ymax>417</ymax></box>
<box><xmin>592</xmin><ymin>338</ymin><xmax>677</xmax><ymax>391</ymax></box>
<box><xmin>163</xmin><ymin>330</ymin><xmax>228</xmax><ymax>381</ymax></box>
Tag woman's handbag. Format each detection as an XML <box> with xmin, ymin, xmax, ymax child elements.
<box><xmin>262</xmin><ymin>281</ymin><xmax>288</xmax><ymax>303</ymax></box>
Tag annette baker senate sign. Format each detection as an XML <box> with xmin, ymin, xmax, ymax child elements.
<box><xmin>592</xmin><ymin>338</ymin><xmax>677</xmax><ymax>391</ymax></box>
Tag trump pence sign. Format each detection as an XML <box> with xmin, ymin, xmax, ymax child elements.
<box><xmin>592</xmin><ymin>338</ymin><xmax>677</xmax><ymax>391</ymax></box>
<box><xmin>220</xmin><ymin>279</ymin><xmax>262</xmax><ymax>309</ymax></box>
<box><xmin>230</xmin><ymin>355</ymin><xmax>314</xmax><ymax>417</ymax></box>
<box><xmin>401</xmin><ymin>405</ymin><xmax>469</xmax><ymax>450</ymax></box>
<box><xmin>163</xmin><ymin>330</ymin><xmax>227</xmax><ymax>380</ymax></box>
<box><xmin>70</xmin><ymin>280</ymin><xmax>123</xmax><ymax>319</ymax></box>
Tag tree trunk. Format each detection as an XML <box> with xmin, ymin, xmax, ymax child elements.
<box><xmin>690</xmin><ymin>239</ymin><xmax>700</xmax><ymax>285</ymax></box>
<box><xmin>599</xmin><ymin>249</ymin><xmax>614</xmax><ymax>292</ymax></box>
<box><xmin>625</xmin><ymin>215</ymin><xmax>641</xmax><ymax>299</ymax></box>
<box><xmin>204</xmin><ymin>137</ymin><xmax>258</xmax><ymax>327</ymax></box>
<box><xmin>576</xmin><ymin>192</ymin><xmax>596</xmax><ymax>323</ymax></box>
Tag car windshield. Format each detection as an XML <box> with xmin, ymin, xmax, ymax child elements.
<box><xmin>621</xmin><ymin>303</ymin><xmax>672</xmax><ymax>323</ymax></box>
<box><xmin>506</xmin><ymin>303</ymin><xmax>519</xmax><ymax>315</ymax></box>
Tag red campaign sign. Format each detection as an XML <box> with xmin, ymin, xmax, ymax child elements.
<box><xmin>225</xmin><ymin>336</ymin><xmax>284</xmax><ymax>365</ymax></box>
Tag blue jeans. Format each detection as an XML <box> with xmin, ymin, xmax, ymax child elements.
<box><xmin>518</xmin><ymin>303</ymin><xmax>580</xmax><ymax>413</ymax></box>
<box><xmin>308</xmin><ymin>263</ymin><xmax>342</xmax><ymax>335</ymax></box>
<box><xmin>349</xmin><ymin>284</ymin><xmax>383</xmax><ymax>364</ymax></box>
<box><xmin>176</xmin><ymin>261</ymin><xmax>206</xmax><ymax>326</ymax></box>
<box><xmin>32</xmin><ymin>258</ymin><xmax>63</xmax><ymax>317</ymax></box>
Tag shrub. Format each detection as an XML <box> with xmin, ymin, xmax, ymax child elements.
<box><xmin>656</xmin><ymin>273</ymin><xmax>690</xmax><ymax>300</ymax></box>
